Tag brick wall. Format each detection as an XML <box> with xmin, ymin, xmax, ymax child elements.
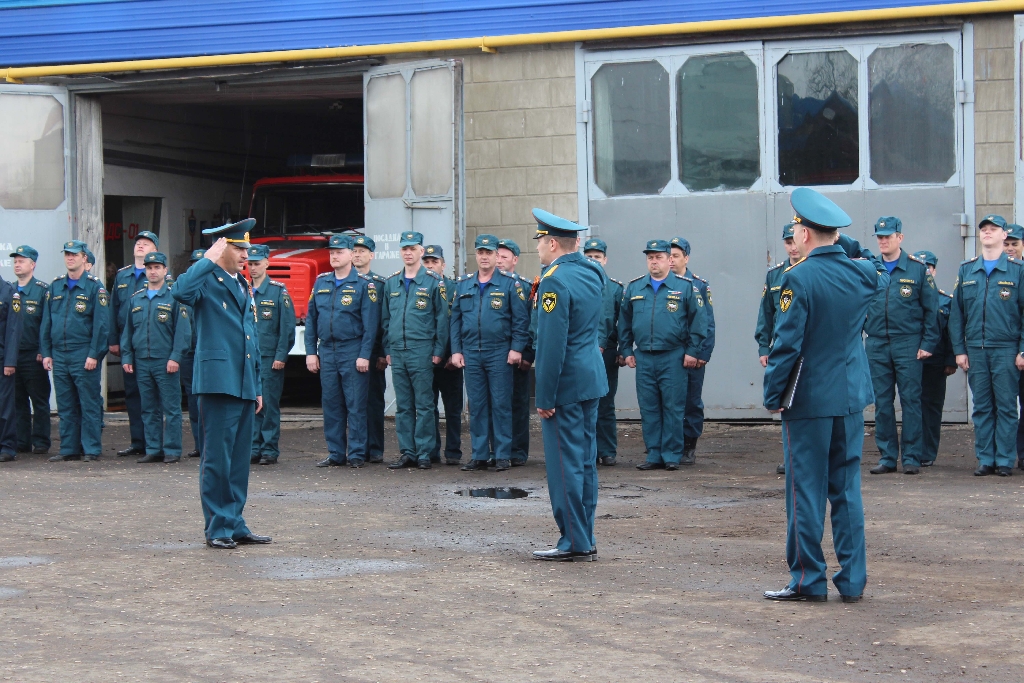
<box><xmin>974</xmin><ymin>15</ymin><xmax>1015</xmax><ymax>222</ymax></box>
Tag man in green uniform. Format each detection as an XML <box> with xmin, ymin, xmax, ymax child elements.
<box><xmin>120</xmin><ymin>252</ymin><xmax>191</xmax><ymax>464</ymax></box>
<box><xmin>10</xmin><ymin>245</ymin><xmax>51</xmax><ymax>456</ymax></box>
<box><xmin>352</xmin><ymin>235</ymin><xmax>388</xmax><ymax>463</ymax></box>
<box><xmin>496</xmin><ymin>238</ymin><xmax>535</xmax><ymax>466</ymax></box>
<box><xmin>949</xmin><ymin>215</ymin><xmax>1024</xmax><ymax>477</ymax></box>
<box><xmin>247</xmin><ymin>244</ymin><xmax>296</xmax><ymax>465</ymax></box>
<box><xmin>41</xmin><ymin>240</ymin><xmax>109</xmax><ymax>462</ymax></box>
<box><xmin>423</xmin><ymin>245</ymin><xmax>463</xmax><ymax>465</ymax></box>
<box><xmin>0</xmin><ymin>264</ymin><xmax>22</xmax><ymax>463</ymax></box>
<box><xmin>180</xmin><ymin>249</ymin><xmax>205</xmax><ymax>458</ymax></box>
<box><xmin>583</xmin><ymin>238</ymin><xmax>624</xmax><ymax>466</ymax></box>
<box><xmin>383</xmin><ymin>232</ymin><xmax>449</xmax><ymax>469</ymax></box>
<box><xmin>913</xmin><ymin>250</ymin><xmax>957</xmax><ymax>467</ymax></box>
<box><xmin>1005</xmin><ymin>225</ymin><xmax>1024</xmax><ymax>470</ymax></box>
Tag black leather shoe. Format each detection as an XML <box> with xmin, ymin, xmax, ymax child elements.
<box><xmin>494</xmin><ymin>459</ymin><xmax>511</xmax><ymax>472</ymax></box>
<box><xmin>259</xmin><ymin>456</ymin><xmax>278</xmax><ymax>465</ymax></box>
<box><xmin>636</xmin><ymin>461</ymin><xmax>665</xmax><ymax>471</ymax></box>
<box><xmin>445</xmin><ymin>459</ymin><xmax>462</xmax><ymax>466</ymax></box>
<box><xmin>348</xmin><ymin>459</ymin><xmax>365</xmax><ymax>468</ymax></box>
<box><xmin>317</xmin><ymin>457</ymin><xmax>346</xmax><ymax>467</ymax></box>
<box><xmin>598</xmin><ymin>456</ymin><xmax>616</xmax><ymax>466</ymax></box>
<box><xmin>532</xmin><ymin>548</ymin><xmax>594</xmax><ymax>562</ymax></box>
<box><xmin>49</xmin><ymin>454</ymin><xmax>80</xmax><ymax>462</ymax></box>
<box><xmin>187</xmin><ymin>450</ymin><xmax>200</xmax><ymax>458</ymax></box>
<box><xmin>250</xmin><ymin>454</ymin><xmax>262</xmax><ymax>464</ymax></box>
<box><xmin>870</xmin><ymin>464</ymin><xmax>896</xmax><ymax>474</ymax></box>
<box><xmin>32</xmin><ymin>446</ymin><xmax>49</xmax><ymax>455</ymax></box>
<box><xmin>903</xmin><ymin>467</ymin><xmax>920</xmax><ymax>475</ymax></box>
<box><xmin>763</xmin><ymin>587</ymin><xmax>827</xmax><ymax>602</ymax></box>
<box><xmin>996</xmin><ymin>466</ymin><xmax>1013</xmax><ymax>477</ymax></box>
<box><xmin>681</xmin><ymin>437</ymin><xmax>697</xmax><ymax>465</ymax></box>
<box><xmin>429</xmin><ymin>456</ymin><xmax>441</xmax><ymax>464</ymax></box>
<box><xmin>206</xmin><ymin>537</ymin><xmax>237</xmax><ymax>549</ymax></box>
<box><xmin>368</xmin><ymin>454</ymin><xmax>384</xmax><ymax>464</ymax></box>
<box><xmin>0</xmin><ymin>453</ymin><xmax>16</xmax><ymax>462</ymax></box>
<box><xmin>511</xmin><ymin>459</ymin><xmax>527</xmax><ymax>467</ymax></box>
<box><xmin>776</xmin><ymin>463</ymin><xmax>786</xmax><ymax>474</ymax></box>
<box><xmin>234</xmin><ymin>533</ymin><xmax>272</xmax><ymax>544</ymax></box>
<box><xmin>920</xmin><ymin>460</ymin><xmax>934</xmax><ymax>467</ymax></box>
<box><xmin>388</xmin><ymin>455</ymin><xmax>417</xmax><ymax>469</ymax></box>
<box><xmin>137</xmin><ymin>453</ymin><xmax>164</xmax><ymax>463</ymax></box>
<box><xmin>840</xmin><ymin>594</ymin><xmax>862</xmax><ymax>603</ymax></box>
<box><xmin>974</xmin><ymin>465</ymin><xmax>995</xmax><ymax>476</ymax></box>
<box><xmin>461</xmin><ymin>460</ymin><xmax>489</xmax><ymax>471</ymax></box>
<box><xmin>1018</xmin><ymin>459</ymin><xmax>1024</xmax><ymax>471</ymax></box>
<box><xmin>664</xmin><ymin>462</ymin><xmax>679</xmax><ymax>471</ymax></box>
<box><xmin>487</xmin><ymin>459</ymin><xmax>496</xmax><ymax>468</ymax></box>
<box><xmin>417</xmin><ymin>459</ymin><xmax>432</xmax><ymax>470</ymax></box>
<box><xmin>82</xmin><ymin>455</ymin><xmax>99</xmax><ymax>462</ymax></box>
<box><xmin>117</xmin><ymin>446</ymin><xmax>144</xmax><ymax>457</ymax></box>
<box><xmin>163</xmin><ymin>456</ymin><xmax>181</xmax><ymax>464</ymax></box>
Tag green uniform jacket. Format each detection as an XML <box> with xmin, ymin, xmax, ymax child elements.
<box><xmin>366</xmin><ymin>270</ymin><xmax>388</xmax><ymax>358</ymax></box>
<box><xmin>449</xmin><ymin>270</ymin><xmax>530</xmax><ymax>353</ymax></box>
<box><xmin>439</xmin><ymin>274</ymin><xmax>457</xmax><ymax>358</ymax></box>
<box><xmin>596</xmin><ymin>264</ymin><xmax>624</xmax><ymax>353</ymax></box>
<box><xmin>252</xmin><ymin>279</ymin><xmax>296</xmax><ymax>363</ymax></box>
<box><xmin>948</xmin><ymin>253</ymin><xmax>1024</xmax><ymax>355</ymax></box>
<box><xmin>40</xmin><ymin>273</ymin><xmax>109</xmax><ymax>358</ymax></box>
<box><xmin>863</xmin><ymin>249</ymin><xmax>940</xmax><ymax>353</ymax></box>
<box><xmin>684</xmin><ymin>268</ymin><xmax>715</xmax><ymax>362</ymax></box>
<box><xmin>618</xmin><ymin>272</ymin><xmax>707</xmax><ymax>357</ymax></box>
<box><xmin>0</xmin><ymin>277</ymin><xmax>23</xmax><ymax>368</ymax></box>
<box><xmin>755</xmin><ymin>262</ymin><xmax>786</xmax><ymax>357</ymax></box>
<box><xmin>14</xmin><ymin>277</ymin><xmax>49</xmax><ymax>356</ymax></box>
<box><xmin>381</xmin><ymin>266</ymin><xmax>449</xmax><ymax>357</ymax></box>
<box><xmin>923</xmin><ymin>290</ymin><xmax>956</xmax><ymax>367</ymax></box>
<box><xmin>120</xmin><ymin>283</ymin><xmax>192</xmax><ymax>364</ymax></box>
<box><xmin>109</xmin><ymin>265</ymin><xmax>148</xmax><ymax>347</ymax></box>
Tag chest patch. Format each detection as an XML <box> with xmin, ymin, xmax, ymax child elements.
<box><xmin>341</xmin><ymin>294</ymin><xmax>353</xmax><ymax>306</ymax></box>
<box><xmin>900</xmin><ymin>284</ymin><xmax>913</xmax><ymax>298</ymax></box>
<box><xmin>415</xmin><ymin>298</ymin><xmax>428</xmax><ymax>310</ymax></box>
<box><xmin>780</xmin><ymin>289</ymin><xmax>794</xmax><ymax>313</ymax></box>
<box><xmin>666</xmin><ymin>300</ymin><xmax>678</xmax><ymax>313</ymax></box>
<box><xmin>1000</xmin><ymin>287</ymin><xmax>1012</xmax><ymax>301</ymax></box>
<box><xmin>75</xmin><ymin>301</ymin><xmax>87</xmax><ymax>313</ymax></box>
<box><xmin>157</xmin><ymin>311</ymin><xmax>169</xmax><ymax>322</ymax></box>
<box><xmin>490</xmin><ymin>296</ymin><xmax>503</xmax><ymax>310</ymax></box>
<box><xmin>261</xmin><ymin>308</ymin><xmax>274</xmax><ymax>319</ymax></box>
<box><xmin>25</xmin><ymin>304</ymin><xmax>35</xmax><ymax>314</ymax></box>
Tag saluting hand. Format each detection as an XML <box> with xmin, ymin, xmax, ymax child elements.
<box><xmin>204</xmin><ymin>237</ymin><xmax>228</xmax><ymax>263</ymax></box>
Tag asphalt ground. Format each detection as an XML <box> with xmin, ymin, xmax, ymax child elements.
<box><xmin>1</xmin><ymin>417</ymin><xmax>1021</xmax><ymax>682</ymax></box>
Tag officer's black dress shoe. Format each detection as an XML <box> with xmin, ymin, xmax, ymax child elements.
<box><xmin>920</xmin><ymin>460</ymin><xmax>934</xmax><ymax>467</ymax></box>
<box><xmin>598</xmin><ymin>456</ymin><xmax>616</xmax><ymax>466</ymax></box>
<box><xmin>49</xmin><ymin>454</ymin><xmax>80</xmax><ymax>462</ymax></box>
<box><xmin>903</xmin><ymin>466</ymin><xmax>920</xmax><ymax>475</ymax></box>
<box><xmin>445</xmin><ymin>459</ymin><xmax>462</xmax><ymax>466</ymax></box>
<box><xmin>348</xmin><ymin>458</ymin><xmax>364</xmax><ymax>468</ymax></box>
<box><xmin>206</xmin><ymin>538</ymin><xmax>237</xmax><ymax>549</ymax></box>
<box><xmin>417</xmin><ymin>459</ymin><xmax>432</xmax><ymax>470</ymax></box>
<box><xmin>187</xmin><ymin>450</ymin><xmax>200</xmax><ymax>458</ymax></box>
<box><xmin>317</xmin><ymin>457</ymin><xmax>346</xmax><ymax>467</ymax></box>
<box><xmin>368</xmin><ymin>454</ymin><xmax>384</xmax><ymax>464</ymax></box>
<box><xmin>776</xmin><ymin>463</ymin><xmax>786</xmax><ymax>474</ymax></box>
<box><xmin>137</xmin><ymin>453</ymin><xmax>164</xmax><ymax>463</ymax></box>
<box><xmin>234</xmin><ymin>533</ymin><xmax>272</xmax><ymax>544</ymax></box>
<box><xmin>636</xmin><ymin>461</ymin><xmax>665</xmax><ymax>470</ymax></box>
<box><xmin>996</xmin><ymin>466</ymin><xmax>1013</xmax><ymax>477</ymax></box>
<box><xmin>869</xmin><ymin>464</ymin><xmax>896</xmax><ymax>474</ymax></box>
<box><xmin>163</xmin><ymin>455</ymin><xmax>180</xmax><ymax>464</ymax></box>
<box><xmin>841</xmin><ymin>594</ymin><xmax>862</xmax><ymax>603</ymax></box>
<box><xmin>388</xmin><ymin>455</ymin><xmax>417</xmax><ymax>469</ymax></box>
<box><xmin>32</xmin><ymin>446</ymin><xmax>49</xmax><ymax>455</ymax></box>
<box><xmin>117</xmin><ymin>446</ymin><xmax>145</xmax><ymax>457</ymax></box>
<box><xmin>763</xmin><ymin>587</ymin><xmax>827</xmax><ymax>602</ymax></box>
<box><xmin>664</xmin><ymin>462</ymin><xmax>679</xmax><ymax>471</ymax></box>
<box><xmin>82</xmin><ymin>455</ymin><xmax>100</xmax><ymax>462</ymax></box>
<box><xmin>259</xmin><ymin>456</ymin><xmax>278</xmax><ymax>465</ymax></box>
<box><xmin>974</xmin><ymin>465</ymin><xmax>995</xmax><ymax>476</ymax></box>
<box><xmin>250</xmin><ymin>454</ymin><xmax>262</xmax><ymax>464</ymax></box>
<box><xmin>511</xmin><ymin>459</ymin><xmax>527</xmax><ymax>467</ymax></box>
<box><xmin>532</xmin><ymin>548</ymin><xmax>594</xmax><ymax>562</ymax></box>
<box><xmin>0</xmin><ymin>453</ymin><xmax>16</xmax><ymax>462</ymax></box>
<box><xmin>461</xmin><ymin>460</ymin><xmax>489</xmax><ymax>471</ymax></box>
<box><xmin>494</xmin><ymin>459</ymin><xmax>511</xmax><ymax>471</ymax></box>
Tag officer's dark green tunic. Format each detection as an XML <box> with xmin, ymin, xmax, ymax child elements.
<box><xmin>110</xmin><ymin>264</ymin><xmax>149</xmax><ymax>450</ymax></box>
<box><xmin>13</xmin><ymin>277</ymin><xmax>51</xmax><ymax>452</ymax></box>
<box><xmin>0</xmin><ymin>276</ymin><xmax>23</xmax><ymax>456</ymax></box>
<box><xmin>431</xmin><ymin>274</ymin><xmax>463</xmax><ymax>463</ymax></box>
<box><xmin>596</xmin><ymin>267</ymin><xmax>624</xmax><ymax>462</ymax></box>
<box><xmin>754</xmin><ymin>263</ymin><xmax>787</xmax><ymax>358</ymax></box>
<box><xmin>921</xmin><ymin>289</ymin><xmax>956</xmax><ymax>464</ymax></box>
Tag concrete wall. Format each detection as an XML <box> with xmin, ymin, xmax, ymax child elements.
<box><xmin>974</xmin><ymin>14</ymin><xmax>1015</xmax><ymax>222</ymax></box>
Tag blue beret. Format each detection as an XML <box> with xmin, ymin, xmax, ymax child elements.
<box><xmin>399</xmin><ymin>232</ymin><xmax>423</xmax><ymax>247</ymax></box>
<box><xmin>643</xmin><ymin>239</ymin><xmax>671</xmax><ymax>254</ymax></box>
<box><xmin>62</xmin><ymin>240</ymin><xmax>88</xmax><ymax>254</ymax></box>
<box><xmin>247</xmin><ymin>244</ymin><xmax>270</xmax><ymax>260</ymax></box>
<box><xmin>10</xmin><ymin>245</ymin><xmax>38</xmax><ymax>261</ymax></box>
<box><xmin>583</xmin><ymin>238</ymin><xmax>607</xmax><ymax>254</ymax></box>
<box><xmin>203</xmin><ymin>218</ymin><xmax>254</xmax><ymax>248</ymax></box>
<box><xmin>474</xmin><ymin>235</ymin><xmax>498</xmax><ymax>252</ymax></box>
<box><xmin>135</xmin><ymin>230</ymin><xmax>159</xmax><ymax>247</ymax></box>
<box><xmin>980</xmin><ymin>214</ymin><xmax>1008</xmax><ymax>230</ymax></box>
<box><xmin>791</xmin><ymin>187</ymin><xmax>852</xmax><ymax>230</ymax></box>
<box><xmin>143</xmin><ymin>252</ymin><xmax>167</xmax><ymax>266</ymax></box>
<box><xmin>874</xmin><ymin>216</ymin><xmax>902</xmax><ymax>236</ymax></box>
<box><xmin>352</xmin><ymin>235</ymin><xmax>376</xmax><ymax>252</ymax></box>
<box><xmin>328</xmin><ymin>234</ymin><xmax>354</xmax><ymax>250</ymax></box>
<box><xmin>532</xmin><ymin>208</ymin><xmax>586</xmax><ymax>239</ymax></box>
<box><xmin>913</xmin><ymin>250</ymin><xmax>938</xmax><ymax>267</ymax></box>
<box><xmin>498</xmin><ymin>238</ymin><xmax>521</xmax><ymax>256</ymax></box>
<box><xmin>189</xmin><ymin>249</ymin><xmax>206</xmax><ymax>262</ymax></box>
<box><xmin>424</xmin><ymin>244</ymin><xmax>445</xmax><ymax>258</ymax></box>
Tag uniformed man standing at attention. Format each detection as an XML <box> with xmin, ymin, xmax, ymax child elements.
<box><xmin>669</xmin><ymin>237</ymin><xmax>715</xmax><ymax>465</ymax></box>
<box><xmin>1005</xmin><ymin>225</ymin><xmax>1024</xmax><ymax>470</ymax></box>
<box><xmin>913</xmin><ymin>250</ymin><xmax>957</xmax><ymax>467</ymax></box>
<box><xmin>120</xmin><ymin>252</ymin><xmax>191</xmax><ymax>464</ymax></box>
<box><xmin>41</xmin><ymin>240</ymin><xmax>109</xmax><ymax>463</ymax></box>
<box><xmin>763</xmin><ymin>188</ymin><xmax>888</xmax><ymax>603</ymax></box>
<box><xmin>180</xmin><ymin>249</ymin><xmax>205</xmax><ymax>458</ymax></box>
<box><xmin>530</xmin><ymin>209</ymin><xmax>607</xmax><ymax>562</ymax></box>
<box><xmin>948</xmin><ymin>215</ymin><xmax>1024</xmax><ymax>477</ymax></box>
<box><xmin>450</xmin><ymin>234</ymin><xmax>530</xmax><ymax>472</ymax></box>
<box><xmin>423</xmin><ymin>245</ymin><xmax>463</xmax><ymax>465</ymax></box>
<box><xmin>0</xmin><ymin>266</ymin><xmax>23</xmax><ymax>463</ymax></box>
<box><xmin>171</xmin><ymin>220</ymin><xmax>269</xmax><ymax>549</ymax></box>
<box><xmin>496</xmin><ymin>238</ymin><xmax>534</xmax><ymax>466</ymax></box>
<box><xmin>248</xmin><ymin>245</ymin><xmax>296</xmax><ymax>466</ymax></box>
<box><xmin>583</xmin><ymin>238</ymin><xmax>625</xmax><ymax>467</ymax></box>
<box><xmin>10</xmin><ymin>246</ymin><xmax>51</xmax><ymax>457</ymax></box>
<box><xmin>109</xmin><ymin>230</ymin><xmax>159</xmax><ymax>457</ymax></box>
<box><xmin>306</xmin><ymin>234</ymin><xmax>378</xmax><ymax>468</ymax></box>
<box><xmin>383</xmin><ymin>232</ymin><xmax>449</xmax><ymax>470</ymax></box>
<box><xmin>352</xmin><ymin>235</ymin><xmax>388</xmax><ymax>464</ymax></box>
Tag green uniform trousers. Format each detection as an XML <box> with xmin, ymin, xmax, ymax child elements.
<box><xmin>866</xmin><ymin>336</ymin><xmax>923</xmax><ymax>468</ymax></box>
<box><xmin>52</xmin><ymin>349</ymin><xmax>103</xmax><ymax>457</ymax></box>
<box><xmin>919</xmin><ymin>365</ymin><xmax>949</xmax><ymax>464</ymax></box>
<box><xmin>252</xmin><ymin>356</ymin><xmax>286</xmax><ymax>459</ymax></box>
<box><xmin>635</xmin><ymin>347</ymin><xmax>688</xmax><ymax>465</ymax></box>
<box><xmin>391</xmin><ymin>345</ymin><xmax>437</xmax><ymax>462</ymax></box>
<box><xmin>596</xmin><ymin>348</ymin><xmax>618</xmax><ymax>460</ymax></box>
<box><xmin>135</xmin><ymin>357</ymin><xmax>183</xmax><ymax>458</ymax></box>
<box><xmin>15</xmin><ymin>353</ymin><xmax>51</xmax><ymax>452</ymax></box>
<box><xmin>966</xmin><ymin>347</ymin><xmax>1020</xmax><ymax>468</ymax></box>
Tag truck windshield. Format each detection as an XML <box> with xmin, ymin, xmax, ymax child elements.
<box><xmin>250</xmin><ymin>183</ymin><xmax>364</xmax><ymax>237</ymax></box>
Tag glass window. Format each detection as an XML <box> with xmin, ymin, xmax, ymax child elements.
<box><xmin>250</xmin><ymin>183</ymin><xmax>365</xmax><ymax>237</ymax></box>
<box><xmin>0</xmin><ymin>93</ymin><xmax>65</xmax><ymax>210</ymax></box>
<box><xmin>777</xmin><ymin>51</ymin><xmax>859</xmax><ymax>186</ymax></box>
<box><xmin>366</xmin><ymin>74</ymin><xmax>407</xmax><ymax>199</ymax></box>
<box><xmin>869</xmin><ymin>44</ymin><xmax>956</xmax><ymax>184</ymax></box>
<box><xmin>677</xmin><ymin>53</ymin><xmax>760</xmax><ymax>191</ymax></box>
<box><xmin>410</xmin><ymin>67</ymin><xmax>454</xmax><ymax>197</ymax></box>
<box><xmin>592</xmin><ymin>61</ymin><xmax>671</xmax><ymax>196</ymax></box>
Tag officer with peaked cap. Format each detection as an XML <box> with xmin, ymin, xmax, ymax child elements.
<box><xmin>583</xmin><ymin>238</ymin><xmax>625</xmax><ymax>466</ymax></box>
<box><xmin>9</xmin><ymin>245</ymin><xmax>51</xmax><ymax>457</ymax></box>
<box><xmin>763</xmin><ymin>188</ymin><xmax>888</xmax><ymax>603</ymax></box>
<box><xmin>0</xmin><ymin>257</ymin><xmax>23</xmax><ymax>462</ymax></box>
<box><xmin>172</xmin><ymin>220</ymin><xmax>269</xmax><ymax>549</ymax></box>
<box><xmin>913</xmin><ymin>250</ymin><xmax>957</xmax><ymax>467</ymax></box>
<box><xmin>423</xmin><ymin>244</ymin><xmax>464</xmax><ymax>465</ymax></box>
<box><xmin>351</xmin><ymin>235</ymin><xmax>388</xmax><ymax>463</ymax></box>
<box><xmin>120</xmin><ymin>252</ymin><xmax>191</xmax><ymax>463</ymax></box>
<box><xmin>179</xmin><ymin>249</ymin><xmax>205</xmax><ymax>458</ymax></box>
<box><xmin>949</xmin><ymin>214</ymin><xmax>1024</xmax><ymax>477</ymax></box>
<box><xmin>530</xmin><ymin>209</ymin><xmax>607</xmax><ymax>562</ymax></box>
<box><xmin>41</xmin><ymin>240</ymin><xmax>110</xmax><ymax>462</ymax></box>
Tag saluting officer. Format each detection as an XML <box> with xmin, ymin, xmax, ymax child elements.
<box><xmin>352</xmin><ymin>235</ymin><xmax>388</xmax><ymax>464</ymax></box>
<box><xmin>248</xmin><ymin>244</ymin><xmax>296</xmax><ymax>466</ymax></box>
<box><xmin>583</xmin><ymin>238</ymin><xmax>624</xmax><ymax>466</ymax></box>
<box><xmin>763</xmin><ymin>188</ymin><xmax>888</xmax><ymax>603</ymax></box>
<box><xmin>450</xmin><ymin>234</ymin><xmax>530</xmax><ymax>472</ymax></box>
<box><xmin>120</xmin><ymin>252</ymin><xmax>191</xmax><ymax>464</ymax></box>
<box><xmin>382</xmin><ymin>232</ymin><xmax>449</xmax><ymax>470</ymax></box>
<box><xmin>109</xmin><ymin>230</ymin><xmax>160</xmax><ymax>457</ymax></box>
<box><xmin>41</xmin><ymin>240</ymin><xmax>110</xmax><ymax>463</ymax></box>
<box><xmin>306</xmin><ymin>234</ymin><xmax>378</xmax><ymax>468</ymax></box>
<box><xmin>172</xmin><ymin>220</ymin><xmax>268</xmax><ymax>549</ymax></box>
<box><xmin>10</xmin><ymin>246</ymin><xmax>51</xmax><ymax>457</ymax></box>
<box><xmin>620</xmin><ymin>240</ymin><xmax>707</xmax><ymax>471</ymax></box>
<box><xmin>0</xmin><ymin>265</ymin><xmax>22</xmax><ymax>463</ymax></box>
<box><xmin>180</xmin><ymin>249</ymin><xmax>205</xmax><ymax>458</ymax></box>
<box><xmin>669</xmin><ymin>237</ymin><xmax>715</xmax><ymax>465</ymax></box>
<box><xmin>948</xmin><ymin>215</ymin><xmax>1024</xmax><ymax>477</ymax></box>
<box><xmin>530</xmin><ymin>209</ymin><xmax>607</xmax><ymax>562</ymax></box>
<box><xmin>496</xmin><ymin>238</ymin><xmax>534</xmax><ymax>466</ymax></box>
<box><xmin>913</xmin><ymin>250</ymin><xmax>957</xmax><ymax>467</ymax></box>
<box><xmin>423</xmin><ymin>245</ymin><xmax>463</xmax><ymax>465</ymax></box>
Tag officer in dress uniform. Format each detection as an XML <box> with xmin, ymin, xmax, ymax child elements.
<box><xmin>41</xmin><ymin>240</ymin><xmax>110</xmax><ymax>462</ymax></box>
<box><xmin>583</xmin><ymin>238</ymin><xmax>625</xmax><ymax>467</ymax></box>
<box><xmin>496</xmin><ymin>238</ymin><xmax>534</xmax><ymax>466</ymax></box>
<box><xmin>180</xmin><ymin>249</ymin><xmax>205</xmax><ymax>458</ymax></box>
<box><xmin>619</xmin><ymin>240</ymin><xmax>707</xmax><ymax>471</ymax></box>
<box><xmin>0</xmin><ymin>266</ymin><xmax>23</xmax><ymax>463</ymax></box>
<box><xmin>913</xmin><ymin>250</ymin><xmax>957</xmax><ymax>467</ymax></box>
<box><xmin>352</xmin><ymin>235</ymin><xmax>388</xmax><ymax>464</ymax></box>
<box><xmin>383</xmin><ymin>232</ymin><xmax>449</xmax><ymax>470</ymax></box>
<box><xmin>247</xmin><ymin>245</ymin><xmax>296</xmax><ymax>465</ymax></box>
<box><xmin>120</xmin><ymin>252</ymin><xmax>191</xmax><ymax>464</ymax></box>
<box><xmin>530</xmin><ymin>209</ymin><xmax>607</xmax><ymax>562</ymax></box>
<box><xmin>109</xmin><ymin>230</ymin><xmax>159</xmax><ymax>457</ymax></box>
<box><xmin>9</xmin><ymin>245</ymin><xmax>51</xmax><ymax>457</ymax></box>
<box><xmin>171</xmin><ymin>220</ymin><xmax>269</xmax><ymax>549</ymax></box>
<box><xmin>450</xmin><ymin>234</ymin><xmax>530</xmax><ymax>472</ymax></box>
<box><xmin>306</xmin><ymin>234</ymin><xmax>378</xmax><ymax>468</ymax></box>
<box><xmin>423</xmin><ymin>245</ymin><xmax>463</xmax><ymax>465</ymax></box>
<box><xmin>669</xmin><ymin>237</ymin><xmax>715</xmax><ymax>465</ymax></box>
<box><xmin>763</xmin><ymin>188</ymin><xmax>888</xmax><ymax>603</ymax></box>
<box><xmin>948</xmin><ymin>215</ymin><xmax>1024</xmax><ymax>477</ymax></box>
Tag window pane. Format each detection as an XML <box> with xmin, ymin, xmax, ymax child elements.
<box><xmin>677</xmin><ymin>53</ymin><xmax>760</xmax><ymax>191</ymax></box>
<box><xmin>410</xmin><ymin>67</ymin><xmax>453</xmax><ymax>197</ymax></box>
<box><xmin>869</xmin><ymin>44</ymin><xmax>955</xmax><ymax>184</ymax></box>
<box><xmin>592</xmin><ymin>61</ymin><xmax>670</xmax><ymax>196</ymax></box>
<box><xmin>366</xmin><ymin>74</ymin><xmax>407</xmax><ymax>199</ymax></box>
<box><xmin>777</xmin><ymin>51</ymin><xmax>859</xmax><ymax>186</ymax></box>
<box><xmin>0</xmin><ymin>93</ymin><xmax>65</xmax><ymax>210</ymax></box>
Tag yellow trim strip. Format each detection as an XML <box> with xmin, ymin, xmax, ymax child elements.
<box><xmin>2</xmin><ymin>0</ymin><xmax>1022</xmax><ymax>82</ymax></box>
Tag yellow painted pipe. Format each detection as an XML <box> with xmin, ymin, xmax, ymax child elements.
<box><xmin>3</xmin><ymin>0</ymin><xmax>1023</xmax><ymax>82</ymax></box>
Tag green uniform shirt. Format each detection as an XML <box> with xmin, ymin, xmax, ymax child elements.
<box><xmin>40</xmin><ymin>273</ymin><xmax>109</xmax><ymax>358</ymax></box>
<box><xmin>120</xmin><ymin>283</ymin><xmax>192</xmax><ymax>364</ymax></box>
<box><xmin>14</xmin><ymin>277</ymin><xmax>49</xmax><ymax>356</ymax></box>
<box><xmin>863</xmin><ymin>249</ymin><xmax>940</xmax><ymax>353</ymax></box>
<box><xmin>252</xmin><ymin>279</ymin><xmax>296</xmax><ymax>363</ymax></box>
<box><xmin>596</xmin><ymin>265</ymin><xmax>624</xmax><ymax>353</ymax></box>
<box><xmin>618</xmin><ymin>272</ymin><xmax>708</xmax><ymax>357</ymax></box>
<box><xmin>381</xmin><ymin>265</ymin><xmax>449</xmax><ymax>357</ymax></box>
<box><xmin>755</xmin><ymin>262</ymin><xmax>786</xmax><ymax>357</ymax></box>
<box><xmin>948</xmin><ymin>253</ymin><xmax>1024</xmax><ymax>355</ymax></box>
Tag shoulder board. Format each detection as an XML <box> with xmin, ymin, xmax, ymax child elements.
<box><xmin>88</xmin><ymin>274</ymin><xmax>98</xmax><ymax>280</ymax></box>
<box><xmin>907</xmin><ymin>253</ymin><xmax>924</xmax><ymax>264</ymax></box>
<box><xmin>36</xmin><ymin>279</ymin><xmax>49</xmax><ymax>289</ymax></box>
<box><xmin>784</xmin><ymin>256</ymin><xmax>807</xmax><ymax>272</ymax></box>
<box><xmin>678</xmin><ymin>274</ymin><xmax>694</xmax><ymax>282</ymax></box>
<box><xmin>610</xmin><ymin>277</ymin><xmax>623</xmax><ymax>286</ymax></box>
<box><xmin>542</xmin><ymin>264</ymin><xmax>559</xmax><ymax>279</ymax></box>
<box><xmin>130</xmin><ymin>288</ymin><xmax>146</xmax><ymax>297</ymax></box>
<box><xmin>628</xmin><ymin>275</ymin><xmax>645</xmax><ymax>283</ymax></box>
<box><xmin>117</xmin><ymin>265</ymin><xmax>133</xmax><ymax>272</ymax></box>
<box><xmin>425</xmin><ymin>270</ymin><xmax>441</xmax><ymax>280</ymax></box>
<box><xmin>52</xmin><ymin>274</ymin><xmax>65</xmax><ymax>281</ymax></box>
<box><xmin>269</xmin><ymin>279</ymin><xmax>286</xmax><ymax>287</ymax></box>
<box><xmin>389</xmin><ymin>270</ymin><xmax>402</xmax><ymax>278</ymax></box>
<box><xmin>691</xmin><ymin>274</ymin><xmax>708</xmax><ymax>284</ymax></box>
<box><xmin>357</xmin><ymin>273</ymin><xmax>372</xmax><ymax>281</ymax></box>
<box><xmin>961</xmin><ymin>257</ymin><xmax>978</xmax><ymax>265</ymax></box>
<box><xmin>1010</xmin><ymin>257</ymin><xmax>1023</xmax><ymax>265</ymax></box>
<box><xmin>316</xmin><ymin>272</ymin><xmax>333</xmax><ymax>280</ymax></box>
<box><xmin>938</xmin><ymin>289</ymin><xmax>953</xmax><ymax>298</ymax></box>
<box><xmin>498</xmin><ymin>269</ymin><xmax>508</xmax><ymax>276</ymax></box>
<box><xmin>768</xmin><ymin>262</ymin><xmax>785</xmax><ymax>271</ymax></box>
